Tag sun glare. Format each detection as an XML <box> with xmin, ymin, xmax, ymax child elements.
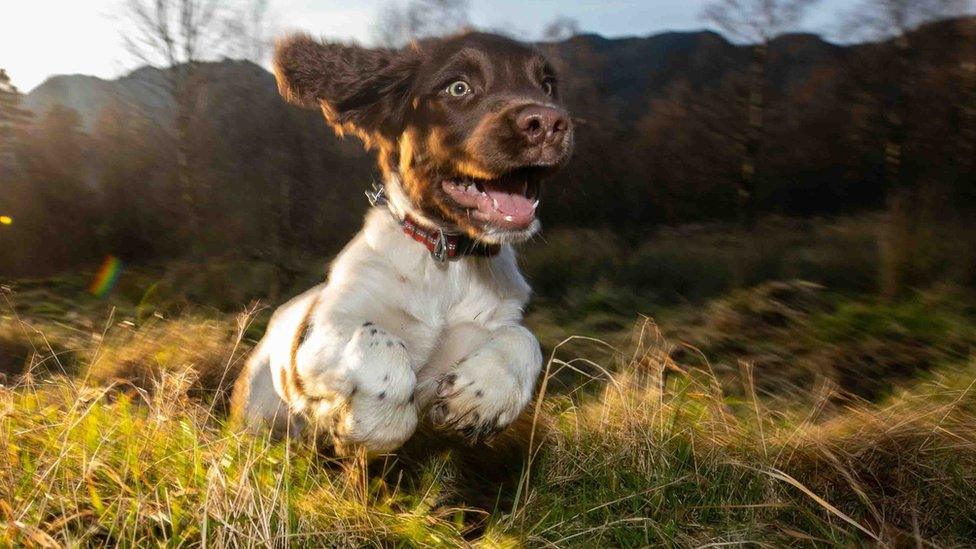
<box><xmin>0</xmin><ymin>215</ymin><xmax>13</xmax><ymax>225</ymax></box>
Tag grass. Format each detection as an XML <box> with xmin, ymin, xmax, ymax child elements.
<box><xmin>1</xmin><ymin>308</ymin><xmax>974</xmax><ymax>546</ymax></box>
<box><xmin>2</xmin><ymin>213</ymin><xmax>976</xmax><ymax>546</ymax></box>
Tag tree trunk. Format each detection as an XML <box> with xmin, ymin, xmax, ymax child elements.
<box><xmin>957</xmin><ymin>30</ymin><xmax>976</xmax><ymax>181</ymax></box>
<box><xmin>174</xmin><ymin>65</ymin><xmax>200</xmax><ymax>246</ymax></box>
<box><xmin>738</xmin><ymin>43</ymin><xmax>766</xmax><ymax>230</ymax></box>
<box><xmin>885</xmin><ymin>35</ymin><xmax>912</xmax><ymax>192</ymax></box>
<box><xmin>879</xmin><ymin>34</ymin><xmax>914</xmax><ymax>298</ymax></box>
<box><xmin>880</xmin><ymin>186</ymin><xmax>914</xmax><ymax>298</ymax></box>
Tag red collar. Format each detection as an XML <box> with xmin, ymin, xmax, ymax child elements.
<box><xmin>401</xmin><ymin>214</ymin><xmax>500</xmax><ymax>261</ymax></box>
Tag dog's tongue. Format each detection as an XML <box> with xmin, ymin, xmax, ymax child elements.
<box><xmin>476</xmin><ymin>184</ymin><xmax>536</xmax><ymax>230</ymax></box>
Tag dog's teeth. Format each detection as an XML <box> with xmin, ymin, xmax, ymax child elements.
<box><xmin>492</xmin><ymin>198</ymin><xmax>499</xmax><ymax>210</ymax></box>
<box><xmin>522</xmin><ymin>182</ymin><xmax>528</xmax><ymax>195</ymax></box>
<box><xmin>532</xmin><ymin>199</ymin><xmax>540</xmax><ymax>209</ymax></box>
<box><xmin>504</xmin><ymin>215</ymin><xmax>514</xmax><ymax>222</ymax></box>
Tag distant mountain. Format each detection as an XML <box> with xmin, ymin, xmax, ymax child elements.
<box><xmin>24</xmin><ymin>61</ymin><xmax>274</xmax><ymax>130</ymax></box>
<box><xmin>22</xmin><ymin>29</ymin><xmax>848</xmax><ymax>132</ymax></box>
<box><xmin>25</xmin><ymin>67</ymin><xmax>170</xmax><ymax>129</ymax></box>
<box><xmin>25</xmin><ymin>18</ymin><xmax>975</xmax><ymax>133</ymax></box>
<box><xmin>23</xmin><ymin>74</ymin><xmax>113</xmax><ymax>128</ymax></box>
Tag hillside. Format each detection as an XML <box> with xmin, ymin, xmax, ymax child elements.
<box><xmin>25</xmin><ymin>29</ymin><xmax>845</xmax><ymax>132</ymax></box>
<box><xmin>24</xmin><ymin>61</ymin><xmax>272</xmax><ymax>131</ymax></box>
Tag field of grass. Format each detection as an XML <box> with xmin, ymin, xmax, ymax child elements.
<box><xmin>2</xmin><ymin>214</ymin><xmax>976</xmax><ymax>546</ymax></box>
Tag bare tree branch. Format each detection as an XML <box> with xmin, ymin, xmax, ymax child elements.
<box><xmin>541</xmin><ymin>16</ymin><xmax>580</xmax><ymax>42</ymax></box>
<box><xmin>373</xmin><ymin>0</ymin><xmax>470</xmax><ymax>47</ymax></box>
<box><xmin>703</xmin><ymin>0</ymin><xmax>823</xmax><ymax>44</ymax></box>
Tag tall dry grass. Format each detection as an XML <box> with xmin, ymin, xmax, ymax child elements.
<box><xmin>1</xmin><ymin>311</ymin><xmax>974</xmax><ymax>546</ymax></box>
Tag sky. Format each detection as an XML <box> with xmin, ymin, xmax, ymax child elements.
<box><xmin>2</xmin><ymin>0</ymin><xmax>857</xmax><ymax>93</ymax></box>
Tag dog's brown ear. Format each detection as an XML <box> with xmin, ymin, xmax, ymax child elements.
<box><xmin>273</xmin><ymin>34</ymin><xmax>418</xmax><ymax>144</ymax></box>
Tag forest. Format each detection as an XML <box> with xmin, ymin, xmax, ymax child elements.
<box><xmin>2</xmin><ymin>7</ymin><xmax>974</xmax><ymax>292</ymax></box>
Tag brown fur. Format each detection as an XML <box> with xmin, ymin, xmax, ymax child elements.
<box><xmin>273</xmin><ymin>31</ymin><xmax>574</xmax><ymax>239</ymax></box>
<box><xmin>287</xmin><ymin>293</ymin><xmax>320</xmax><ymax>400</ymax></box>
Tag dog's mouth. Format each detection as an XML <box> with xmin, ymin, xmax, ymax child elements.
<box><xmin>440</xmin><ymin>167</ymin><xmax>544</xmax><ymax>231</ymax></box>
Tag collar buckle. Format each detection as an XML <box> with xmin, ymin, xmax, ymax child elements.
<box><xmin>365</xmin><ymin>182</ymin><xmax>387</xmax><ymax>207</ymax></box>
<box><xmin>431</xmin><ymin>230</ymin><xmax>451</xmax><ymax>263</ymax></box>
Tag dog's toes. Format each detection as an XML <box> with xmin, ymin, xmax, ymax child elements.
<box><xmin>459</xmin><ymin>424</ymin><xmax>482</xmax><ymax>444</ymax></box>
<box><xmin>458</xmin><ymin>417</ymin><xmax>504</xmax><ymax>445</ymax></box>
<box><xmin>428</xmin><ymin>354</ymin><xmax>525</xmax><ymax>443</ymax></box>
<box><xmin>430</xmin><ymin>398</ymin><xmax>505</xmax><ymax>444</ymax></box>
<box><xmin>430</xmin><ymin>402</ymin><xmax>449</xmax><ymax>425</ymax></box>
<box><xmin>436</xmin><ymin>373</ymin><xmax>463</xmax><ymax>398</ymax></box>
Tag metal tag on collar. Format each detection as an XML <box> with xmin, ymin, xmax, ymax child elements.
<box><xmin>365</xmin><ymin>182</ymin><xmax>387</xmax><ymax>207</ymax></box>
<box><xmin>431</xmin><ymin>229</ymin><xmax>451</xmax><ymax>262</ymax></box>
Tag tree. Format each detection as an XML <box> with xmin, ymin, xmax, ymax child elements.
<box><xmin>841</xmin><ymin>0</ymin><xmax>970</xmax><ymax>193</ymax></box>
<box><xmin>957</xmin><ymin>19</ymin><xmax>976</xmax><ymax>186</ymax></box>
<box><xmin>541</xmin><ymin>16</ymin><xmax>580</xmax><ymax>42</ymax></box>
<box><xmin>0</xmin><ymin>69</ymin><xmax>35</xmax><ymax>275</ymax></box>
<box><xmin>0</xmin><ymin>69</ymin><xmax>33</xmax><ymax>167</ymax></box>
<box><xmin>120</xmin><ymin>0</ymin><xmax>222</xmax><ymax>240</ymax></box>
<box><xmin>840</xmin><ymin>0</ymin><xmax>971</xmax><ymax>296</ymax></box>
<box><xmin>11</xmin><ymin>105</ymin><xmax>99</xmax><ymax>273</ymax></box>
<box><xmin>373</xmin><ymin>0</ymin><xmax>470</xmax><ymax>47</ymax></box>
<box><xmin>222</xmin><ymin>0</ymin><xmax>275</xmax><ymax>63</ymax></box>
<box><xmin>92</xmin><ymin>100</ymin><xmax>178</xmax><ymax>261</ymax></box>
<box><xmin>119</xmin><ymin>0</ymin><xmax>240</xmax><ymax>243</ymax></box>
<box><xmin>702</xmin><ymin>0</ymin><xmax>821</xmax><ymax>227</ymax></box>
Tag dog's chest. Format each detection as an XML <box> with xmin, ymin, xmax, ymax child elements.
<box><xmin>398</xmin><ymin>256</ymin><xmax>506</xmax><ymax>326</ymax></box>
<box><xmin>348</xmin><ymin>210</ymin><xmax>531</xmax><ymax>365</ymax></box>
<box><xmin>394</xmin><ymin>259</ymin><xmax>509</xmax><ymax>347</ymax></box>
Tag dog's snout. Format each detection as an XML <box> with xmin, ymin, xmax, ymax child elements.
<box><xmin>515</xmin><ymin>105</ymin><xmax>569</xmax><ymax>146</ymax></box>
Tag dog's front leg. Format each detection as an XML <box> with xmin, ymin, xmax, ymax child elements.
<box><xmin>295</xmin><ymin>317</ymin><xmax>418</xmax><ymax>455</ymax></box>
<box><xmin>427</xmin><ymin>324</ymin><xmax>543</xmax><ymax>442</ymax></box>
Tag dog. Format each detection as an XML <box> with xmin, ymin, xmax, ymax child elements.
<box><xmin>230</xmin><ymin>31</ymin><xmax>574</xmax><ymax>455</ymax></box>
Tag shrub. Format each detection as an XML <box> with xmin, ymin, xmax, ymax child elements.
<box><xmin>616</xmin><ymin>244</ymin><xmax>735</xmax><ymax>305</ymax></box>
<box><xmin>521</xmin><ymin>228</ymin><xmax>621</xmax><ymax>300</ymax></box>
<box><xmin>671</xmin><ymin>281</ymin><xmax>976</xmax><ymax>401</ymax></box>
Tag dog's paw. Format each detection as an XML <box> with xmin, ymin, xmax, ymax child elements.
<box><xmin>330</xmin><ymin>322</ymin><xmax>417</xmax><ymax>455</ymax></box>
<box><xmin>429</xmin><ymin>348</ymin><xmax>526</xmax><ymax>443</ymax></box>
<box><xmin>333</xmin><ymin>387</ymin><xmax>417</xmax><ymax>455</ymax></box>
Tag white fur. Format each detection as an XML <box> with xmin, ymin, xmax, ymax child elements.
<box><xmin>235</xmin><ymin>198</ymin><xmax>542</xmax><ymax>454</ymax></box>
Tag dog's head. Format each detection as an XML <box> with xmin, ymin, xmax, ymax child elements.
<box><xmin>274</xmin><ymin>32</ymin><xmax>574</xmax><ymax>244</ymax></box>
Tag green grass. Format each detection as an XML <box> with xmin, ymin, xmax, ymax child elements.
<box><xmin>2</xmin><ymin>312</ymin><xmax>975</xmax><ymax>546</ymax></box>
<box><xmin>3</xmin><ymin>213</ymin><xmax>976</xmax><ymax>546</ymax></box>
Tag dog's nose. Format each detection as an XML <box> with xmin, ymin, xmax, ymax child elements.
<box><xmin>515</xmin><ymin>105</ymin><xmax>569</xmax><ymax>146</ymax></box>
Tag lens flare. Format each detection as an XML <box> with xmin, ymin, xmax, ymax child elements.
<box><xmin>0</xmin><ymin>216</ymin><xmax>12</xmax><ymax>225</ymax></box>
<box><xmin>89</xmin><ymin>255</ymin><xmax>123</xmax><ymax>298</ymax></box>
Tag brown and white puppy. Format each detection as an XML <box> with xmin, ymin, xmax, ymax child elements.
<box><xmin>231</xmin><ymin>32</ymin><xmax>573</xmax><ymax>455</ymax></box>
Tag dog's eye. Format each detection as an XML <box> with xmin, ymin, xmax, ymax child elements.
<box><xmin>541</xmin><ymin>78</ymin><xmax>556</xmax><ymax>97</ymax></box>
<box><xmin>447</xmin><ymin>80</ymin><xmax>471</xmax><ymax>97</ymax></box>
